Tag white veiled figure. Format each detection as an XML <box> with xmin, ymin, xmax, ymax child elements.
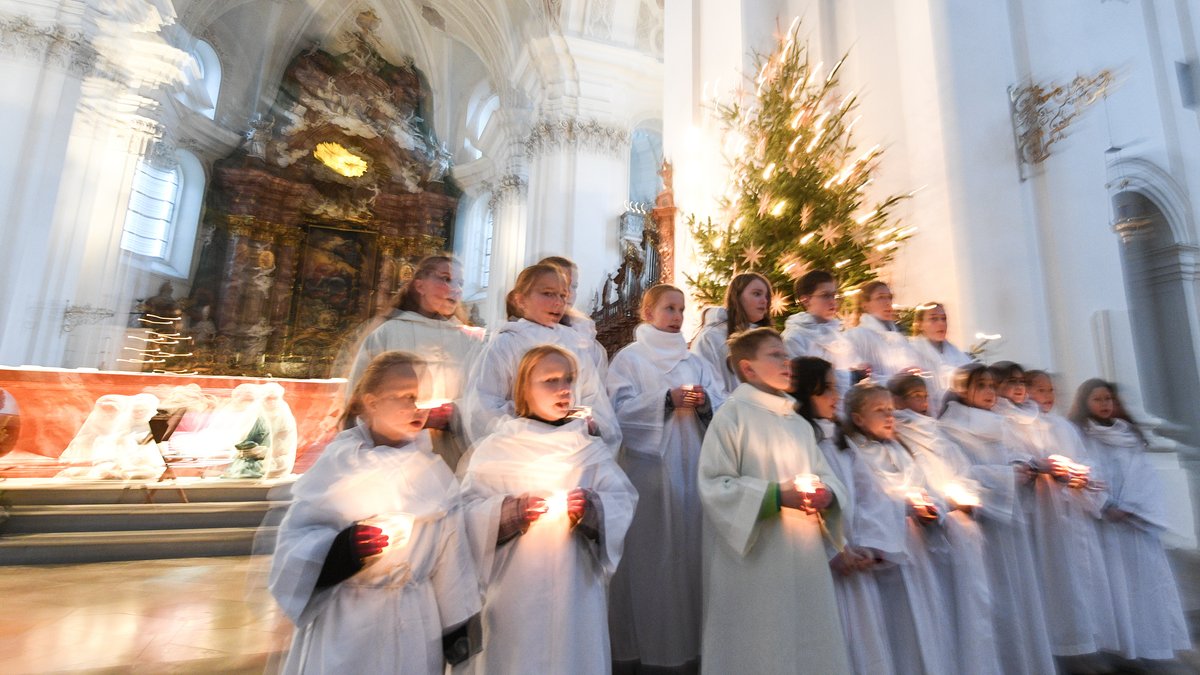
<box><xmin>1079</xmin><ymin>418</ymin><xmax>1191</xmax><ymax>660</ymax></box>
<box><xmin>782</xmin><ymin>312</ymin><xmax>861</xmax><ymax>394</ymax></box>
<box><xmin>937</xmin><ymin>401</ymin><xmax>1056</xmax><ymax>675</ymax></box>
<box><xmin>845</xmin><ymin>315</ymin><xmax>921</xmax><ymax>382</ymax></box>
<box><xmin>259</xmin><ymin>383</ymin><xmax>298</xmax><ymax>478</ymax></box>
<box><xmin>349</xmin><ymin>310</ymin><xmax>486</xmax><ymax>470</ymax></box>
<box><xmin>992</xmin><ymin>398</ymin><xmax>1120</xmax><ymax>656</ymax></box>
<box><xmin>165</xmin><ymin>382</ymin><xmax>262</xmax><ymax>460</ymax></box>
<box><xmin>908</xmin><ymin>336</ymin><xmax>973</xmax><ymax>416</ymax></box>
<box><xmin>59</xmin><ymin>394</ymin><xmax>129</xmax><ymax>467</ymax></box>
<box><xmin>459</xmin><ymin>417</ymin><xmax>637</xmax><ymax>675</ymax></box>
<box><xmin>605</xmin><ymin>323</ymin><xmax>726</xmax><ymax>669</ymax></box>
<box><xmin>461</xmin><ymin>319</ymin><xmax>620</xmax><ymax>452</ymax></box>
<box><xmin>115</xmin><ymin>393</ymin><xmax>166</xmax><ymax>480</ymax></box>
<box><xmin>843</xmin><ymin>433</ymin><xmax>958</xmax><ymax>675</ymax></box>
<box><xmin>270</xmin><ymin>425</ymin><xmax>479</xmax><ymax>674</ymax></box>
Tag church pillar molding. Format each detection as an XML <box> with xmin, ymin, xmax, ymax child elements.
<box><xmin>524</xmin><ymin>116</ymin><xmax>632</xmax><ymax>160</ymax></box>
<box><xmin>0</xmin><ymin>9</ymin><xmax>102</xmax><ymax>78</ymax></box>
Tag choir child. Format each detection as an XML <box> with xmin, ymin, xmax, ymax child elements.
<box><xmin>1069</xmin><ymin>379</ymin><xmax>1192</xmax><ymax>661</ymax></box>
<box><xmin>781</xmin><ymin>270</ymin><xmax>863</xmax><ymax>394</ymax></box>
<box><xmin>991</xmin><ymin>364</ymin><xmax>1119</xmax><ymax>658</ymax></box>
<box><xmin>937</xmin><ymin>364</ymin><xmax>1056</xmax><ymax>675</ymax></box>
<box><xmin>270</xmin><ymin>352</ymin><xmax>480</xmax><ymax>674</ymax></box>
<box><xmin>349</xmin><ymin>255</ymin><xmax>485</xmax><ymax>470</ymax></box>
<box><xmin>459</xmin><ymin>345</ymin><xmax>638</xmax><ymax>674</ymax></box>
<box><xmin>690</xmin><ymin>272</ymin><xmax>772</xmax><ymax>394</ymax></box>
<box><xmin>790</xmin><ymin>357</ymin><xmax>896</xmax><ymax>675</ymax></box>
<box><xmin>698</xmin><ymin>327</ymin><xmax>851</xmax><ymax>674</ymax></box>
<box><xmin>841</xmin><ymin>384</ymin><xmax>958</xmax><ymax>675</ymax></box>
<box><xmin>606</xmin><ymin>284</ymin><xmax>725</xmax><ymax>673</ymax></box>
<box><xmin>844</xmin><ymin>281</ymin><xmax>921</xmax><ymax>382</ymax></box>
<box><xmin>539</xmin><ymin>255</ymin><xmax>610</xmax><ymax>378</ymax></box>
<box><xmin>907</xmin><ymin>302</ymin><xmax>973</xmax><ymax>417</ymax></box>
<box><xmin>462</xmin><ymin>263</ymin><xmax>620</xmax><ymax>450</ymax></box>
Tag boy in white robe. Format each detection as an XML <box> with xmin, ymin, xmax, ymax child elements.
<box><xmin>781</xmin><ymin>270</ymin><xmax>864</xmax><ymax>395</ymax></box>
<box><xmin>270</xmin><ymin>352</ymin><xmax>479</xmax><ymax>674</ymax></box>
<box><xmin>698</xmin><ymin>328</ymin><xmax>851</xmax><ymax>674</ymax></box>
<box><xmin>606</xmin><ymin>285</ymin><xmax>726</xmax><ymax>672</ymax></box>
<box><xmin>460</xmin><ymin>345</ymin><xmax>637</xmax><ymax>675</ymax></box>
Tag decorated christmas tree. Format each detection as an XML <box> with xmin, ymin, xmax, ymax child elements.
<box><xmin>686</xmin><ymin>22</ymin><xmax>914</xmax><ymax>319</ymax></box>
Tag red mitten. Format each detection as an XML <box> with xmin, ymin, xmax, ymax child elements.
<box><xmin>353</xmin><ymin>523</ymin><xmax>388</xmax><ymax>558</ymax></box>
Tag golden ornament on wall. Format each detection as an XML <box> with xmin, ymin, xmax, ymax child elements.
<box><xmin>314</xmin><ymin>142</ymin><xmax>370</xmax><ymax>178</ymax></box>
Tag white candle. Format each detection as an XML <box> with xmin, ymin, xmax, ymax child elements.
<box><xmin>417</xmin><ymin>398</ymin><xmax>453</xmax><ymax>410</ymax></box>
<box><xmin>942</xmin><ymin>482</ymin><xmax>980</xmax><ymax>508</ymax></box>
<box><xmin>793</xmin><ymin>473</ymin><xmax>819</xmax><ymax>495</ymax></box>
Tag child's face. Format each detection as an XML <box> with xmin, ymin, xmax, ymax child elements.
<box><xmin>810</xmin><ymin>371</ymin><xmax>841</xmax><ymax>420</ymax></box>
<box><xmin>525</xmin><ymin>353</ymin><xmax>575</xmax><ymax>421</ymax></box>
<box><xmin>964</xmin><ymin>372</ymin><xmax>997</xmax><ymax>410</ymax></box>
<box><xmin>363</xmin><ymin>369</ymin><xmax>428</xmax><ymax>443</ymax></box>
<box><xmin>517</xmin><ymin>273</ymin><xmax>568</xmax><ymax>327</ymax></box>
<box><xmin>997</xmin><ymin>370</ymin><xmax>1027</xmax><ymax>404</ymax></box>
<box><xmin>801</xmin><ymin>282</ymin><xmax>838</xmax><ymax>322</ymax></box>
<box><xmin>741</xmin><ymin>337</ymin><xmax>792</xmax><ymax>393</ymax></box>
<box><xmin>864</xmin><ymin>285</ymin><xmax>895</xmax><ymax>322</ymax></box>
<box><xmin>852</xmin><ymin>393</ymin><xmax>896</xmax><ymax>440</ymax></box>
<box><xmin>413</xmin><ymin>261</ymin><xmax>463</xmax><ymax>318</ymax></box>
<box><xmin>897</xmin><ymin>385</ymin><xmax>929</xmax><ymax>415</ymax></box>
<box><xmin>1086</xmin><ymin>386</ymin><xmax>1115</xmax><ymax>421</ymax></box>
<box><xmin>1028</xmin><ymin>374</ymin><xmax>1054</xmax><ymax>413</ymax></box>
<box><xmin>647</xmin><ymin>290</ymin><xmax>686</xmax><ymax>333</ymax></box>
<box><xmin>740</xmin><ymin>279</ymin><xmax>771</xmax><ymax>324</ymax></box>
<box><xmin>918</xmin><ymin>306</ymin><xmax>947</xmax><ymax>341</ymax></box>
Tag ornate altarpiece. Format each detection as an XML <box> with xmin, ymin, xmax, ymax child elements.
<box><xmin>186</xmin><ymin>15</ymin><xmax>457</xmax><ymax>379</ymax></box>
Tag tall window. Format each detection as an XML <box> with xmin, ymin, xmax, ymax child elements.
<box><xmin>121</xmin><ymin>149</ymin><xmax>206</xmax><ymax>278</ymax></box>
<box><xmin>480</xmin><ymin>208</ymin><xmax>495</xmax><ymax>289</ymax></box>
<box><xmin>177</xmin><ymin>39</ymin><xmax>221</xmax><ymax>120</ymax></box>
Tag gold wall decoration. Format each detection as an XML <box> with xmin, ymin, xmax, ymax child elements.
<box><xmin>313</xmin><ymin>142</ymin><xmax>369</xmax><ymax>178</ymax></box>
<box><xmin>1009</xmin><ymin>70</ymin><xmax>1114</xmax><ymax>179</ymax></box>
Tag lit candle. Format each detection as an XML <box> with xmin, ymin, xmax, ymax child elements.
<box><xmin>942</xmin><ymin>482</ymin><xmax>980</xmax><ymax>508</ymax></box>
<box><xmin>567</xmin><ymin>406</ymin><xmax>592</xmax><ymax>420</ymax></box>
<box><xmin>417</xmin><ymin>398</ymin><xmax>453</xmax><ymax>410</ymax></box>
<box><xmin>366</xmin><ymin>512</ymin><xmax>415</xmax><ymax>554</ymax></box>
<box><xmin>542</xmin><ymin>491</ymin><xmax>570</xmax><ymax>519</ymax></box>
<box><xmin>793</xmin><ymin>473</ymin><xmax>819</xmax><ymax>495</ymax></box>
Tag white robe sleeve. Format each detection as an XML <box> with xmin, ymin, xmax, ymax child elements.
<box><xmin>690</xmin><ymin>325</ymin><xmax>737</xmax><ymax>393</ymax></box>
<box><xmin>461</xmin><ymin>337</ymin><xmax>520</xmax><ymax>444</ymax></box>
<box><xmin>698</xmin><ymin>410</ymin><xmax>771</xmax><ymax>556</ymax></box>
<box><xmin>587</xmin><ymin>462</ymin><xmax>639</xmax><ymax>578</ymax></box>
<box><xmin>606</xmin><ymin>350</ymin><xmax>668</xmax><ymax>456</ymax></box>
<box><xmin>430</xmin><ymin>505</ymin><xmax>483</xmax><ymax>631</ymax></box>
<box><xmin>269</xmin><ymin>496</ymin><xmax>344</xmax><ymax>625</ymax></box>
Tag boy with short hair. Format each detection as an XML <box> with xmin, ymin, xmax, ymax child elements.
<box><xmin>698</xmin><ymin>327</ymin><xmax>851</xmax><ymax>674</ymax></box>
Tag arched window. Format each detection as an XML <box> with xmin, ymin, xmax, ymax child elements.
<box><xmin>454</xmin><ymin>194</ymin><xmax>496</xmax><ymax>299</ymax></box>
<box><xmin>177</xmin><ymin>39</ymin><xmax>221</xmax><ymax>120</ymax></box>
<box><xmin>121</xmin><ymin>149</ymin><xmax>206</xmax><ymax>278</ymax></box>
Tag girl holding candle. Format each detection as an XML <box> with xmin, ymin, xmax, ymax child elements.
<box><xmin>844</xmin><ymin>281</ymin><xmax>921</xmax><ymax>382</ymax></box>
<box><xmin>937</xmin><ymin>364</ymin><xmax>1056</xmax><ymax>675</ymax></box>
<box><xmin>790</xmin><ymin>357</ymin><xmax>897</xmax><ymax>675</ymax></box>
<box><xmin>459</xmin><ymin>345</ymin><xmax>638</xmax><ymax>674</ymax></box>
<box><xmin>539</xmin><ymin>255</ymin><xmax>610</xmax><ymax>378</ymax></box>
<box><xmin>462</xmin><ymin>263</ymin><xmax>620</xmax><ymax>451</ymax></box>
<box><xmin>348</xmin><ymin>255</ymin><xmax>485</xmax><ymax>471</ymax></box>
<box><xmin>270</xmin><ymin>352</ymin><xmax>480</xmax><ymax>674</ymax></box>
<box><xmin>606</xmin><ymin>284</ymin><xmax>725</xmax><ymax>674</ymax></box>
<box><xmin>907</xmin><ymin>302</ymin><xmax>973</xmax><ymax>417</ymax></box>
<box><xmin>840</xmin><ymin>383</ymin><xmax>961</xmax><ymax>675</ymax></box>
<box><xmin>1069</xmin><ymin>379</ymin><xmax>1191</xmax><ymax>661</ymax></box>
<box><xmin>690</xmin><ymin>272</ymin><xmax>773</xmax><ymax>394</ymax></box>
<box><xmin>781</xmin><ymin>270</ymin><xmax>863</xmax><ymax>395</ymax></box>
<box><xmin>991</xmin><ymin>364</ymin><xmax>1119</xmax><ymax>660</ymax></box>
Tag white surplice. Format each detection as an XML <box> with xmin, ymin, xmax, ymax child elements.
<box><xmin>689</xmin><ymin>319</ymin><xmax>763</xmax><ymax>395</ymax></box>
<box><xmin>891</xmin><ymin>409</ymin><xmax>1002</xmax><ymax>675</ymax></box>
<box><xmin>349</xmin><ymin>310</ymin><xmax>487</xmax><ymax>470</ymax></box>
<box><xmin>269</xmin><ymin>426</ymin><xmax>479</xmax><ymax>675</ymax></box>
<box><xmin>992</xmin><ymin>399</ymin><xmax>1120</xmax><ymax>655</ymax></box>
<box><xmin>908</xmin><ymin>336</ymin><xmax>973</xmax><ymax>417</ymax></box>
<box><xmin>937</xmin><ymin>402</ymin><xmax>1056</xmax><ymax>675</ymax></box>
<box><xmin>459</xmin><ymin>416</ymin><xmax>637</xmax><ymax>675</ymax></box>
<box><xmin>1079</xmin><ymin>419</ymin><xmax>1191</xmax><ymax>660</ymax></box>
<box><xmin>461</xmin><ymin>318</ymin><xmax>620</xmax><ymax>451</ymax></box>
<box><xmin>781</xmin><ymin>312</ymin><xmax>861</xmax><ymax>394</ymax></box>
<box><xmin>605</xmin><ymin>324</ymin><xmax>726</xmax><ymax>668</ymax></box>
<box><xmin>845</xmin><ymin>315</ymin><xmax>922</xmax><ymax>382</ymax></box>
<box><xmin>566</xmin><ymin>309</ymin><xmax>610</xmax><ymax>379</ymax></box>
<box><xmin>815</xmin><ymin>421</ymin><xmax>897</xmax><ymax>675</ymax></box>
<box><xmin>844</xmin><ymin>434</ymin><xmax>958</xmax><ymax>675</ymax></box>
<box><xmin>698</xmin><ymin>384</ymin><xmax>851</xmax><ymax>675</ymax></box>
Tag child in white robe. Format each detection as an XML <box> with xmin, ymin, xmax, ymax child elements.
<box><xmin>690</xmin><ymin>272</ymin><xmax>772</xmax><ymax>394</ymax></box>
<box><xmin>844</xmin><ymin>281</ymin><xmax>921</xmax><ymax>382</ymax></box>
<box><xmin>781</xmin><ymin>270</ymin><xmax>864</xmax><ymax>395</ymax></box>
<box><xmin>907</xmin><ymin>302</ymin><xmax>973</xmax><ymax>417</ymax></box>
<box><xmin>841</xmin><ymin>384</ymin><xmax>958</xmax><ymax>675</ymax></box>
<box><xmin>460</xmin><ymin>345</ymin><xmax>638</xmax><ymax>675</ymax></box>
<box><xmin>1068</xmin><ymin>379</ymin><xmax>1191</xmax><ymax>661</ymax></box>
<box><xmin>462</xmin><ymin>263</ymin><xmax>620</xmax><ymax>451</ymax></box>
<box><xmin>540</xmin><ymin>255</ymin><xmax>610</xmax><ymax>378</ymax></box>
<box><xmin>349</xmin><ymin>255</ymin><xmax>486</xmax><ymax>470</ymax></box>
<box><xmin>937</xmin><ymin>364</ymin><xmax>1056</xmax><ymax>675</ymax></box>
<box><xmin>270</xmin><ymin>352</ymin><xmax>480</xmax><ymax>674</ymax></box>
<box><xmin>991</xmin><ymin>364</ymin><xmax>1119</xmax><ymax>658</ymax></box>
<box><xmin>889</xmin><ymin>374</ymin><xmax>1002</xmax><ymax>675</ymax></box>
<box><xmin>789</xmin><ymin>357</ymin><xmax>895</xmax><ymax>675</ymax></box>
<box><xmin>606</xmin><ymin>284</ymin><xmax>725</xmax><ymax>673</ymax></box>
<box><xmin>698</xmin><ymin>328</ymin><xmax>851</xmax><ymax>674</ymax></box>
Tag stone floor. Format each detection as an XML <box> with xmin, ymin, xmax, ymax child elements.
<box><xmin>0</xmin><ymin>554</ymin><xmax>1197</xmax><ymax>673</ymax></box>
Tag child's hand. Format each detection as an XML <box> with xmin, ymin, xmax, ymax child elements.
<box><xmin>1105</xmin><ymin>506</ymin><xmax>1130</xmax><ymax>523</ymax></box>
<box><xmin>780</xmin><ymin>478</ymin><xmax>832</xmax><ymax>513</ymax></box>
<box><xmin>1013</xmin><ymin>461</ymin><xmax>1037</xmax><ymax>485</ymax></box>
<box><xmin>566</xmin><ymin>487</ymin><xmax>588</xmax><ymax>526</ymax></box>
<box><xmin>670</xmin><ymin>386</ymin><xmax>706</xmax><ymax>409</ymax></box>
<box><xmin>424</xmin><ymin>403</ymin><xmax>455</xmax><ymax>430</ymax></box>
<box><xmin>829</xmin><ymin>550</ymin><xmax>857</xmax><ymax>576</ymax></box>
<box><xmin>519</xmin><ymin>494</ymin><xmax>547</xmax><ymax>524</ymax></box>
<box><xmin>353</xmin><ymin>523</ymin><xmax>388</xmax><ymax>559</ymax></box>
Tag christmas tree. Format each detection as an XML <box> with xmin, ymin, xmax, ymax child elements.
<box><xmin>685</xmin><ymin>21</ymin><xmax>914</xmax><ymax>319</ymax></box>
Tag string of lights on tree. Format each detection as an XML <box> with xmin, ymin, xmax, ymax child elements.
<box><xmin>685</xmin><ymin>19</ymin><xmax>918</xmax><ymax>319</ymax></box>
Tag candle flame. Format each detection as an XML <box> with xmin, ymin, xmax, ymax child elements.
<box><xmin>367</xmin><ymin>513</ymin><xmax>415</xmax><ymax>554</ymax></box>
<box><xmin>943</xmin><ymin>482</ymin><xmax>980</xmax><ymax>508</ymax></box>
<box><xmin>543</xmin><ymin>491</ymin><xmax>570</xmax><ymax>519</ymax></box>
<box><xmin>793</xmin><ymin>473</ymin><xmax>819</xmax><ymax>495</ymax></box>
